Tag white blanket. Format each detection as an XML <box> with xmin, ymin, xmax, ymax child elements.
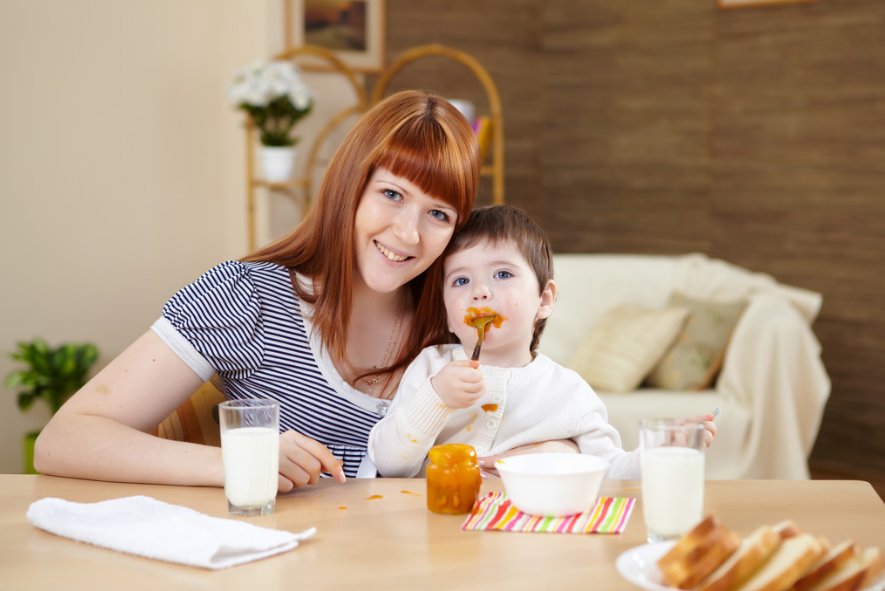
<box><xmin>674</xmin><ymin>254</ymin><xmax>830</xmax><ymax>479</ymax></box>
<box><xmin>27</xmin><ymin>495</ymin><xmax>315</xmax><ymax>570</ymax></box>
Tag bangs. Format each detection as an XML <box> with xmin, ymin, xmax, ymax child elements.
<box><xmin>374</xmin><ymin>112</ymin><xmax>477</xmax><ymax>227</ymax></box>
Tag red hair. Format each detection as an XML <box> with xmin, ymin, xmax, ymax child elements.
<box><xmin>244</xmin><ymin>90</ymin><xmax>480</xmax><ymax>374</ymax></box>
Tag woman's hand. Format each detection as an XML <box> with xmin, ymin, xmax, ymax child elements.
<box><xmin>277</xmin><ymin>431</ymin><xmax>346</xmax><ymax>492</ymax></box>
<box><xmin>430</xmin><ymin>360</ymin><xmax>484</xmax><ymax>409</ymax></box>
<box><xmin>478</xmin><ymin>439</ymin><xmax>579</xmax><ymax>476</ymax></box>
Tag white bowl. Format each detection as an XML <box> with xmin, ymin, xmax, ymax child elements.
<box><xmin>495</xmin><ymin>453</ymin><xmax>608</xmax><ymax>517</ymax></box>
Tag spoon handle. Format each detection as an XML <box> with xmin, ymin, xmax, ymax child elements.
<box><xmin>471</xmin><ymin>335</ymin><xmax>483</xmax><ymax>361</ymax></box>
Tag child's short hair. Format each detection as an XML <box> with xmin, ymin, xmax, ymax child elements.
<box><xmin>445</xmin><ymin>205</ymin><xmax>554</xmax><ymax>354</ymax></box>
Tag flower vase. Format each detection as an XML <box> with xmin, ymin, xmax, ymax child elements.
<box><xmin>259</xmin><ymin>146</ymin><xmax>296</xmax><ymax>182</ymax></box>
<box><xmin>24</xmin><ymin>430</ymin><xmax>39</xmax><ymax>474</ymax></box>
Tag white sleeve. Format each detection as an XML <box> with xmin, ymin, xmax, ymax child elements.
<box><xmin>569</xmin><ymin>377</ymin><xmax>641</xmax><ymax>480</ymax></box>
<box><xmin>603</xmin><ymin>448</ymin><xmax>641</xmax><ymax>480</ymax></box>
<box><xmin>367</xmin><ymin>351</ymin><xmax>454</xmax><ymax>477</ymax></box>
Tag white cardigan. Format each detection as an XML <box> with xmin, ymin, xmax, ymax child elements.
<box><xmin>367</xmin><ymin>345</ymin><xmax>640</xmax><ymax>479</ymax></box>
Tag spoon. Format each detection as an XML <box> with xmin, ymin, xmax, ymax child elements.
<box><xmin>469</xmin><ymin>315</ymin><xmax>496</xmax><ymax>361</ymax></box>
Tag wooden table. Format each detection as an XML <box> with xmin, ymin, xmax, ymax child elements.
<box><xmin>1</xmin><ymin>475</ymin><xmax>883</xmax><ymax>590</ymax></box>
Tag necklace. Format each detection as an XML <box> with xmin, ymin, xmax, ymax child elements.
<box><xmin>362</xmin><ymin>313</ymin><xmax>404</xmax><ymax>394</ymax></box>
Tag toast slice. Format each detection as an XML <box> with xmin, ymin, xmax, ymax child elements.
<box><xmin>697</xmin><ymin>526</ymin><xmax>783</xmax><ymax>591</ymax></box>
<box><xmin>735</xmin><ymin>533</ymin><xmax>826</xmax><ymax>591</ymax></box>
<box><xmin>660</xmin><ymin>525</ymin><xmax>742</xmax><ymax>589</ymax></box>
<box><xmin>658</xmin><ymin>515</ymin><xmax>723</xmax><ymax>569</ymax></box>
<box><xmin>772</xmin><ymin>520</ymin><xmax>803</xmax><ymax>540</ymax></box>
<box><xmin>792</xmin><ymin>540</ymin><xmax>860</xmax><ymax>591</ymax></box>
<box><xmin>801</xmin><ymin>547</ymin><xmax>884</xmax><ymax>591</ymax></box>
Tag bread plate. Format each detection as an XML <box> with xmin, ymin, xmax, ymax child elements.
<box><xmin>616</xmin><ymin>541</ymin><xmax>680</xmax><ymax>591</ymax></box>
<box><xmin>615</xmin><ymin>541</ymin><xmax>885</xmax><ymax>591</ymax></box>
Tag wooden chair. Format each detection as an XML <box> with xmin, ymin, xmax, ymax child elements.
<box><xmin>153</xmin><ymin>377</ymin><xmax>225</xmax><ymax>446</ymax></box>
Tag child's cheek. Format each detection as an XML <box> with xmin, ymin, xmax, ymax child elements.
<box><xmin>450</xmin><ymin>308</ymin><xmax>469</xmax><ymax>337</ymax></box>
<box><xmin>500</xmin><ymin>299</ymin><xmax>518</xmax><ymax>318</ymax></box>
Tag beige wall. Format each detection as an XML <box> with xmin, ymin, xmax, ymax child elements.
<box><xmin>0</xmin><ymin>1</ymin><xmax>273</xmax><ymax>473</ymax></box>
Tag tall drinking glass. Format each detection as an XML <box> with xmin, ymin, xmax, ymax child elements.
<box><xmin>219</xmin><ymin>399</ymin><xmax>280</xmax><ymax>516</ymax></box>
<box><xmin>640</xmin><ymin>418</ymin><xmax>706</xmax><ymax>543</ymax></box>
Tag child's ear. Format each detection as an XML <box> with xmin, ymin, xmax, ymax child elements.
<box><xmin>535</xmin><ymin>279</ymin><xmax>558</xmax><ymax>320</ymax></box>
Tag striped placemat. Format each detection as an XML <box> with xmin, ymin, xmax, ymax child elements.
<box><xmin>461</xmin><ymin>492</ymin><xmax>636</xmax><ymax>534</ymax></box>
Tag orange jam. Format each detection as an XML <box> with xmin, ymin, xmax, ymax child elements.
<box><xmin>426</xmin><ymin>443</ymin><xmax>482</xmax><ymax>515</ymax></box>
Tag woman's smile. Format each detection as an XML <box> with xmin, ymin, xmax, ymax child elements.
<box><xmin>374</xmin><ymin>240</ymin><xmax>412</xmax><ymax>263</ymax></box>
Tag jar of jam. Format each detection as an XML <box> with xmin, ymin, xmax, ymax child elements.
<box><xmin>426</xmin><ymin>443</ymin><xmax>482</xmax><ymax>514</ymax></box>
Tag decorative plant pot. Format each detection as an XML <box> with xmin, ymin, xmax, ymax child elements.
<box><xmin>259</xmin><ymin>146</ymin><xmax>296</xmax><ymax>182</ymax></box>
<box><xmin>24</xmin><ymin>430</ymin><xmax>39</xmax><ymax>474</ymax></box>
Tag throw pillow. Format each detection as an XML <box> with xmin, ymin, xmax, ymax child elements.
<box><xmin>646</xmin><ymin>293</ymin><xmax>747</xmax><ymax>391</ymax></box>
<box><xmin>567</xmin><ymin>305</ymin><xmax>690</xmax><ymax>393</ymax></box>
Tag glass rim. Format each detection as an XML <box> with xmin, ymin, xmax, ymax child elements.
<box><xmin>219</xmin><ymin>398</ymin><xmax>279</xmax><ymax>410</ymax></box>
<box><xmin>639</xmin><ymin>418</ymin><xmax>705</xmax><ymax>431</ymax></box>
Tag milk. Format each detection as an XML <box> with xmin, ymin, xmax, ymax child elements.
<box><xmin>641</xmin><ymin>446</ymin><xmax>705</xmax><ymax>539</ymax></box>
<box><xmin>221</xmin><ymin>427</ymin><xmax>279</xmax><ymax>508</ymax></box>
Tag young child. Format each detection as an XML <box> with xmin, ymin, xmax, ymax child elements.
<box><xmin>368</xmin><ymin>205</ymin><xmax>715</xmax><ymax>479</ymax></box>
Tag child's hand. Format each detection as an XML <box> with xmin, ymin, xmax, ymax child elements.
<box><xmin>661</xmin><ymin>417</ymin><xmax>717</xmax><ymax>447</ymax></box>
<box><xmin>431</xmin><ymin>360</ymin><xmax>484</xmax><ymax>409</ymax></box>
<box><xmin>695</xmin><ymin>413</ymin><xmax>718</xmax><ymax>448</ymax></box>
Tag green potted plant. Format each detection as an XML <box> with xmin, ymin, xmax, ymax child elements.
<box><xmin>5</xmin><ymin>338</ymin><xmax>99</xmax><ymax>473</ymax></box>
<box><xmin>228</xmin><ymin>59</ymin><xmax>313</xmax><ymax>182</ymax></box>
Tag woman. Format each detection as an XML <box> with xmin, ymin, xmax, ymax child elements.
<box><xmin>35</xmin><ymin>90</ymin><xmax>479</xmax><ymax>491</ymax></box>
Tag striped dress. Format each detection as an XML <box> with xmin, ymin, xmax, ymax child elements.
<box><xmin>152</xmin><ymin>260</ymin><xmax>389</xmax><ymax>478</ymax></box>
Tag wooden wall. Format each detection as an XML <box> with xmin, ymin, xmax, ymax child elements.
<box><xmin>380</xmin><ymin>0</ymin><xmax>885</xmax><ymax>478</ymax></box>
<box><xmin>708</xmin><ymin>1</ymin><xmax>885</xmax><ymax>479</ymax></box>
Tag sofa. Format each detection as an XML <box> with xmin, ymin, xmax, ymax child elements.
<box><xmin>540</xmin><ymin>253</ymin><xmax>830</xmax><ymax>480</ymax></box>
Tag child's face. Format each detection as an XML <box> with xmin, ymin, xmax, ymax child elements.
<box><xmin>443</xmin><ymin>238</ymin><xmax>555</xmax><ymax>367</ymax></box>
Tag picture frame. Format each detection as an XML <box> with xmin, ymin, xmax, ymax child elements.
<box><xmin>285</xmin><ymin>0</ymin><xmax>386</xmax><ymax>72</ymax></box>
<box><xmin>717</xmin><ymin>0</ymin><xmax>814</xmax><ymax>8</ymax></box>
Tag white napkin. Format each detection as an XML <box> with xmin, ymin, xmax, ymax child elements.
<box><xmin>27</xmin><ymin>495</ymin><xmax>315</xmax><ymax>570</ymax></box>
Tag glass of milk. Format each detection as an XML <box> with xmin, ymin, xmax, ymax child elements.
<box><xmin>219</xmin><ymin>399</ymin><xmax>280</xmax><ymax>516</ymax></box>
<box><xmin>639</xmin><ymin>418</ymin><xmax>706</xmax><ymax>543</ymax></box>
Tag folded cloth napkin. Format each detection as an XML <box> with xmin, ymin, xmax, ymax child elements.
<box><xmin>461</xmin><ymin>492</ymin><xmax>635</xmax><ymax>534</ymax></box>
<box><xmin>27</xmin><ymin>496</ymin><xmax>315</xmax><ymax>570</ymax></box>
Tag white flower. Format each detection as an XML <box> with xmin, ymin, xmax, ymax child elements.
<box><xmin>289</xmin><ymin>82</ymin><xmax>311</xmax><ymax>110</ymax></box>
<box><xmin>228</xmin><ymin>60</ymin><xmax>312</xmax><ymax>109</ymax></box>
<box><xmin>228</xmin><ymin>59</ymin><xmax>314</xmax><ymax>147</ymax></box>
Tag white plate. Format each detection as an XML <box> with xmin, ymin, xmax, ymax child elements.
<box><xmin>616</xmin><ymin>542</ymin><xmax>885</xmax><ymax>591</ymax></box>
<box><xmin>615</xmin><ymin>541</ymin><xmax>679</xmax><ymax>591</ymax></box>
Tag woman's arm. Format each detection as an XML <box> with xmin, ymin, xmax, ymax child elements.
<box><xmin>35</xmin><ymin>329</ymin><xmax>347</xmax><ymax>489</ymax></box>
<box><xmin>34</xmin><ymin>330</ymin><xmax>223</xmax><ymax>486</ymax></box>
